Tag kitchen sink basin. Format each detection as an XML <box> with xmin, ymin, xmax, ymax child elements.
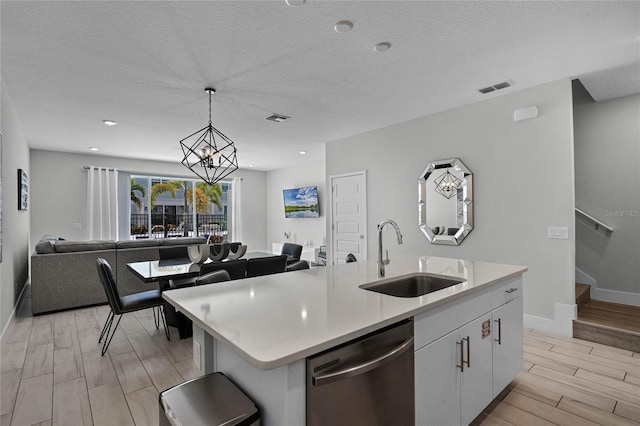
<box><xmin>359</xmin><ymin>273</ymin><xmax>465</xmax><ymax>298</ymax></box>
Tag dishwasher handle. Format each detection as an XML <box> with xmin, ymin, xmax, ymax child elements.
<box><xmin>312</xmin><ymin>336</ymin><xmax>414</xmax><ymax>386</ymax></box>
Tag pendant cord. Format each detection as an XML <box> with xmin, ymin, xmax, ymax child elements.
<box><xmin>208</xmin><ymin>91</ymin><xmax>212</xmax><ymax>125</ymax></box>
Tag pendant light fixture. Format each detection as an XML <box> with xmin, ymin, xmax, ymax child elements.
<box><xmin>434</xmin><ymin>170</ymin><xmax>462</xmax><ymax>199</ymax></box>
<box><xmin>180</xmin><ymin>88</ymin><xmax>239</xmax><ymax>185</ymax></box>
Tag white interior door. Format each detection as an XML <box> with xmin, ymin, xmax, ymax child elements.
<box><xmin>330</xmin><ymin>171</ymin><xmax>367</xmax><ymax>264</ymax></box>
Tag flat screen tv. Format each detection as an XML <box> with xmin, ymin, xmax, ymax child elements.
<box><xmin>283</xmin><ymin>186</ymin><xmax>319</xmax><ymax>218</ymax></box>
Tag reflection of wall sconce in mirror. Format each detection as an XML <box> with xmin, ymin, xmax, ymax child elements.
<box><xmin>434</xmin><ymin>170</ymin><xmax>462</xmax><ymax>199</ymax></box>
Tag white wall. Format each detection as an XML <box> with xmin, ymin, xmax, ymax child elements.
<box><xmin>326</xmin><ymin>79</ymin><xmax>576</xmax><ymax>333</ymax></box>
<box><xmin>1</xmin><ymin>80</ymin><xmax>31</xmax><ymax>334</ymax></box>
<box><xmin>266</xmin><ymin>157</ymin><xmax>326</xmax><ymax>249</ymax></box>
<box><xmin>29</xmin><ymin>150</ymin><xmax>268</xmax><ymax>251</ymax></box>
<box><xmin>574</xmin><ymin>94</ymin><xmax>640</xmax><ymax>304</ymax></box>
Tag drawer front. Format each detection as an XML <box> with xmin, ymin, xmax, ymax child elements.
<box><xmin>414</xmin><ymin>288</ymin><xmax>491</xmax><ymax>351</ymax></box>
<box><xmin>491</xmin><ymin>276</ymin><xmax>523</xmax><ymax>309</ymax></box>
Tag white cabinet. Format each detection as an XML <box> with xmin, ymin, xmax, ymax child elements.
<box><xmin>492</xmin><ymin>296</ymin><xmax>523</xmax><ymax>397</ymax></box>
<box><xmin>415</xmin><ymin>314</ymin><xmax>494</xmax><ymax>426</ymax></box>
<box><xmin>414</xmin><ymin>275</ymin><xmax>523</xmax><ymax>426</ymax></box>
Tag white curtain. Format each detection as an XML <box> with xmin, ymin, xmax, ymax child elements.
<box><xmin>230</xmin><ymin>177</ymin><xmax>242</xmax><ymax>242</ymax></box>
<box><xmin>87</xmin><ymin>166</ymin><xmax>119</xmax><ymax>240</ymax></box>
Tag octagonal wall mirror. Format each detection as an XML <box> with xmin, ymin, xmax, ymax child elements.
<box><xmin>418</xmin><ymin>158</ymin><xmax>473</xmax><ymax>245</ymax></box>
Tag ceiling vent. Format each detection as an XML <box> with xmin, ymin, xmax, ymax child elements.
<box><xmin>265</xmin><ymin>113</ymin><xmax>290</xmax><ymax>123</ymax></box>
<box><xmin>478</xmin><ymin>81</ymin><xmax>512</xmax><ymax>94</ymax></box>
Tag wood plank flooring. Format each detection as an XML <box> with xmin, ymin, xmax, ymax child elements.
<box><xmin>1</xmin><ymin>290</ymin><xmax>200</xmax><ymax>426</ymax></box>
<box><xmin>2</xmin><ymin>292</ymin><xmax>639</xmax><ymax>425</ymax></box>
<box><xmin>475</xmin><ymin>329</ymin><xmax>640</xmax><ymax>426</ymax></box>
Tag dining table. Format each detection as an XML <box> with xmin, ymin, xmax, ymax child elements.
<box><xmin>126</xmin><ymin>251</ymin><xmax>275</xmax><ymax>338</ymax></box>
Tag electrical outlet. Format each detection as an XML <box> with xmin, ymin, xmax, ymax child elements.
<box><xmin>193</xmin><ymin>340</ymin><xmax>201</xmax><ymax>371</ymax></box>
<box><xmin>547</xmin><ymin>226</ymin><xmax>569</xmax><ymax>239</ymax></box>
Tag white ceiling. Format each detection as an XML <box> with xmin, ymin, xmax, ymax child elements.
<box><xmin>2</xmin><ymin>1</ymin><xmax>639</xmax><ymax>171</ymax></box>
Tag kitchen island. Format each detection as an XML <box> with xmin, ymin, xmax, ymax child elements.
<box><xmin>162</xmin><ymin>255</ymin><xmax>527</xmax><ymax>425</ymax></box>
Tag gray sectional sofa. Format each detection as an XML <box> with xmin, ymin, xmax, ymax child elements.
<box><xmin>30</xmin><ymin>237</ymin><xmax>206</xmax><ymax>314</ymax></box>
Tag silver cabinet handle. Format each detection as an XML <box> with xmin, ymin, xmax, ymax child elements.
<box><xmin>456</xmin><ymin>340</ymin><xmax>464</xmax><ymax>372</ymax></box>
<box><xmin>313</xmin><ymin>336</ymin><xmax>414</xmax><ymax>386</ymax></box>
<box><xmin>494</xmin><ymin>318</ymin><xmax>502</xmax><ymax>345</ymax></box>
<box><xmin>457</xmin><ymin>336</ymin><xmax>470</xmax><ymax>372</ymax></box>
<box><xmin>505</xmin><ymin>288</ymin><xmax>518</xmax><ymax>294</ymax></box>
<box><xmin>464</xmin><ymin>336</ymin><xmax>470</xmax><ymax>368</ymax></box>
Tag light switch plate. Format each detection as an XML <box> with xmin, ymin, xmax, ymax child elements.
<box><xmin>548</xmin><ymin>226</ymin><xmax>569</xmax><ymax>239</ymax></box>
<box><xmin>193</xmin><ymin>340</ymin><xmax>201</xmax><ymax>370</ymax></box>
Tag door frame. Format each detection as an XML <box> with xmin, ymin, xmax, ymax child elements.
<box><xmin>329</xmin><ymin>170</ymin><xmax>367</xmax><ymax>265</ymax></box>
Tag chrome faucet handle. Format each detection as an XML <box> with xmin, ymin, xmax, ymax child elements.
<box><xmin>384</xmin><ymin>250</ymin><xmax>390</xmax><ymax>264</ymax></box>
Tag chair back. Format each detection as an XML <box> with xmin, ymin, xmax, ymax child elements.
<box><xmin>159</xmin><ymin>246</ymin><xmax>190</xmax><ymax>262</ymax></box>
<box><xmin>281</xmin><ymin>243</ymin><xmax>303</xmax><ymax>263</ymax></box>
<box><xmin>96</xmin><ymin>258</ymin><xmax>123</xmax><ymax>314</ymax></box>
<box><xmin>199</xmin><ymin>258</ymin><xmax>248</xmax><ymax>280</ymax></box>
<box><xmin>195</xmin><ymin>270</ymin><xmax>231</xmax><ymax>286</ymax></box>
<box><xmin>247</xmin><ymin>255</ymin><xmax>288</xmax><ymax>278</ymax></box>
<box><xmin>286</xmin><ymin>260</ymin><xmax>310</xmax><ymax>272</ymax></box>
<box><xmin>346</xmin><ymin>253</ymin><xmax>358</xmax><ymax>263</ymax></box>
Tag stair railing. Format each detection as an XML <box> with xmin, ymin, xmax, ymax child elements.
<box><xmin>575</xmin><ymin>208</ymin><xmax>613</xmax><ymax>233</ymax></box>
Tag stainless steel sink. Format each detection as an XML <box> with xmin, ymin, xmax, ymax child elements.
<box><xmin>359</xmin><ymin>273</ymin><xmax>465</xmax><ymax>298</ymax></box>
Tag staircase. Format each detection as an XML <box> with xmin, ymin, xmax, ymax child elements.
<box><xmin>573</xmin><ymin>283</ymin><xmax>640</xmax><ymax>352</ymax></box>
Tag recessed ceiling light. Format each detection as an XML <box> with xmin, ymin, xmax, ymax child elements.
<box><xmin>285</xmin><ymin>0</ymin><xmax>306</xmax><ymax>6</ymax></box>
<box><xmin>374</xmin><ymin>42</ymin><xmax>392</xmax><ymax>52</ymax></box>
<box><xmin>299</xmin><ymin>150</ymin><xmax>307</xmax><ymax>155</ymax></box>
<box><xmin>89</xmin><ymin>147</ymin><xmax>99</xmax><ymax>151</ymax></box>
<box><xmin>102</xmin><ymin>120</ymin><xmax>117</xmax><ymax>126</ymax></box>
<box><xmin>334</xmin><ymin>20</ymin><xmax>354</xmax><ymax>33</ymax></box>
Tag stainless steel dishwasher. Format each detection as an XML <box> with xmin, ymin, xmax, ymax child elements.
<box><xmin>307</xmin><ymin>319</ymin><xmax>414</xmax><ymax>426</ymax></box>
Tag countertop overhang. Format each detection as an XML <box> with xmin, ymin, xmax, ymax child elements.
<box><xmin>162</xmin><ymin>255</ymin><xmax>527</xmax><ymax>370</ymax></box>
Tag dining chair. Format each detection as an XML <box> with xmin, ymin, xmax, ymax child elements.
<box><xmin>281</xmin><ymin>243</ymin><xmax>303</xmax><ymax>265</ymax></box>
<box><xmin>286</xmin><ymin>260</ymin><xmax>310</xmax><ymax>272</ymax></box>
<box><xmin>199</xmin><ymin>258</ymin><xmax>248</xmax><ymax>280</ymax></box>
<box><xmin>246</xmin><ymin>255</ymin><xmax>288</xmax><ymax>278</ymax></box>
<box><xmin>195</xmin><ymin>270</ymin><xmax>231</xmax><ymax>286</ymax></box>
<box><xmin>96</xmin><ymin>258</ymin><xmax>169</xmax><ymax>355</ymax></box>
<box><xmin>159</xmin><ymin>246</ymin><xmax>195</xmax><ymax>289</ymax></box>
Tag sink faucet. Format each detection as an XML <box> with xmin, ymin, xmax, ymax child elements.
<box><xmin>378</xmin><ymin>219</ymin><xmax>403</xmax><ymax>277</ymax></box>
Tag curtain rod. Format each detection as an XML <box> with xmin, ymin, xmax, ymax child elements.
<box><xmin>83</xmin><ymin>166</ymin><xmax>243</xmax><ymax>181</ymax></box>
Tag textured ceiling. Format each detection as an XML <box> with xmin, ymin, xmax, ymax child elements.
<box><xmin>2</xmin><ymin>1</ymin><xmax>639</xmax><ymax>171</ymax></box>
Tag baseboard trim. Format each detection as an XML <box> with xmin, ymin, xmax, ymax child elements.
<box><xmin>0</xmin><ymin>280</ymin><xmax>29</xmax><ymax>339</ymax></box>
<box><xmin>524</xmin><ymin>302</ymin><xmax>576</xmax><ymax>337</ymax></box>
<box><xmin>593</xmin><ymin>288</ymin><xmax>640</xmax><ymax>307</ymax></box>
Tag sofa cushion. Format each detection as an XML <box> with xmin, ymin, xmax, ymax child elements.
<box><xmin>117</xmin><ymin>239</ymin><xmax>161</xmax><ymax>249</ymax></box>
<box><xmin>55</xmin><ymin>240</ymin><xmax>117</xmax><ymax>253</ymax></box>
<box><xmin>160</xmin><ymin>237</ymin><xmax>206</xmax><ymax>246</ymax></box>
<box><xmin>35</xmin><ymin>240</ymin><xmax>57</xmax><ymax>254</ymax></box>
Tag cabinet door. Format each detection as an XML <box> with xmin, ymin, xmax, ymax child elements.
<box><xmin>415</xmin><ymin>331</ymin><xmax>461</xmax><ymax>426</ymax></box>
<box><xmin>492</xmin><ymin>296</ymin><xmax>523</xmax><ymax>397</ymax></box>
<box><xmin>459</xmin><ymin>314</ymin><xmax>494</xmax><ymax>426</ymax></box>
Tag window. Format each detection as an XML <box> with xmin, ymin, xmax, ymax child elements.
<box><xmin>128</xmin><ymin>175</ymin><xmax>231</xmax><ymax>241</ymax></box>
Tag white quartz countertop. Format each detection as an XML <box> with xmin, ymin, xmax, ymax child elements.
<box><xmin>162</xmin><ymin>255</ymin><xmax>527</xmax><ymax>370</ymax></box>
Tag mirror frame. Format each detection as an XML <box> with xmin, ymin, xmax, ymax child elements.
<box><xmin>418</xmin><ymin>158</ymin><xmax>473</xmax><ymax>245</ymax></box>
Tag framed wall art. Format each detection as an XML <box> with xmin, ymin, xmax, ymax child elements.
<box><xmin>18</xmin><ymin>168</ymin><xmax>28</xmax><ymax>211</ymax></box>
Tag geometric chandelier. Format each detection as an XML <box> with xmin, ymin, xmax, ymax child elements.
<box><xmin>180</xmin><ymin>88</ymin><xmax>239</xmax><ymax>185</ymax></box>
<box><xmin>434</xmin><ymin>170</ymin><xmax>462</xmax><ymax>199</ymax></box>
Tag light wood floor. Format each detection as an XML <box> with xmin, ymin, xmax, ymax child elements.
<box><xmin>2</xmin><ymin>296</ymin><xmax>639</xmax><ymax>425</ymax></box>
<box><xmin>1</xmin><ymin>290</ymin><xmax>201</xmax><ymax>426</ymax></box>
